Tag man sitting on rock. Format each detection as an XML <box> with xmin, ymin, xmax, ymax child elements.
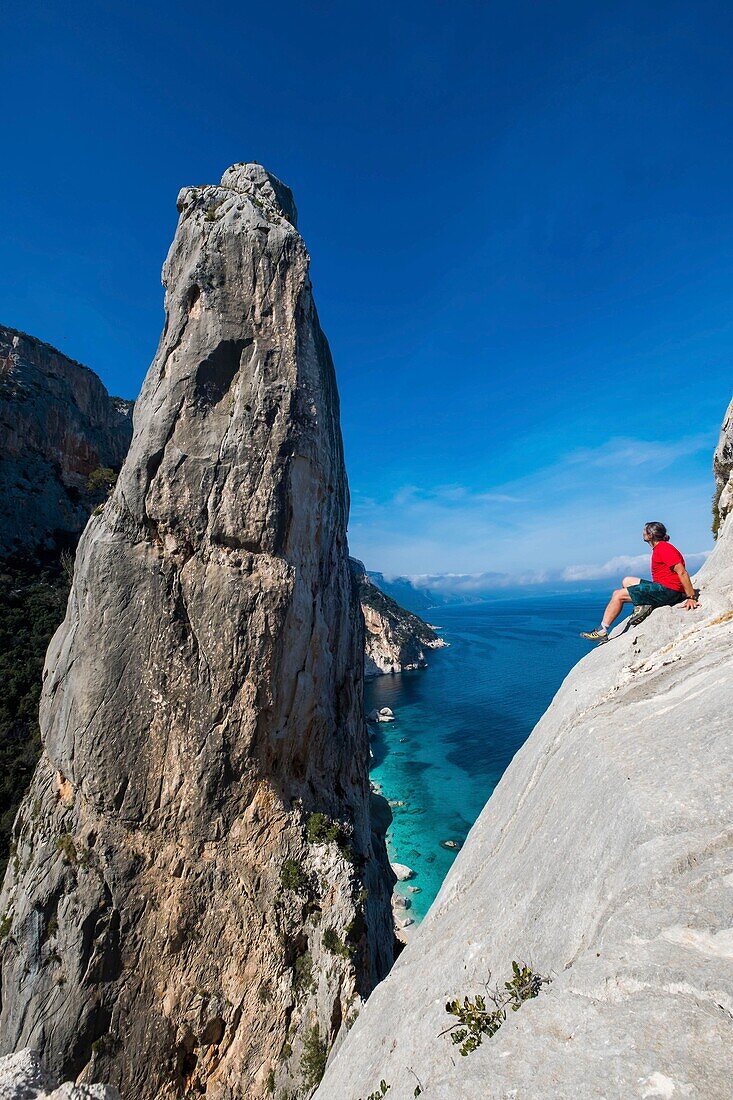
<box><xmin>580</xmin><ymin>521</ymin><xmax>700</xmax><ymax>645</ymax></box>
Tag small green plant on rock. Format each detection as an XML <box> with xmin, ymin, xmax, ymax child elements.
<box><xmin>301</xmin><ymin>1024</ymin><xmax>327</xmax><ymax>1090</ymax></box>
<box><xmin>444</xmin><ymin>961</ymin><xmax>551</xmax><ymax>1056</ymax></box>
<box><xmin>322</xmin><ymin>926</ymin><xmax>353</xmax><ymax>959</ymax></box>
<box><xmin>306</xmin><ymin>812</ymin><xmax>340</xmax><ymax>844</ymax></box>
<box><xmin>86</xmin><ymin>466</ymin><xmax>117</xmax><ymax>493</ymax></box>
<box><xmin>56</xmin><ymin>833</ymin><xmax>77</xmax><ymax>865</ymax></box>
<box><xmin>305</xmin><ymin>812</ymin><xmax>357</xmax><ymax>863</ymax></box>
<box><xmin>205</xmin><ymin>200</ymin><xmax>225</xmax><ymax>222</ymax></box>
<box><xmin>280</xmin><ymin>858</ymin><xmax>308</xmax><ymax>893</ymax></box>
<box><xmin>0</xmin><ymin>913</ymin><xmax>11</xmax><ymax>940</ymax></box>
<box><xmin>293</xmin><ymin>950</ymin><xmax>314</xmax><ymax>995</ymax></box>
<box><xmin>358</xmin><ymin>1082</ymin><xmax>390</xmax><ymax>1100</ymax></box>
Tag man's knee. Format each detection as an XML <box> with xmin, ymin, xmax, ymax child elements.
<box><xmin>612</xmin><ymin>588</ymin><xmax>625</xmax><ymax>599</ymax></box>
<box><xmin>622</xmin><ymin>575</ymin><xmax>635</xmax><ymax>588</ymax></box>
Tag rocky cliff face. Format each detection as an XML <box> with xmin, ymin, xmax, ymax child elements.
<box><xmin>316</xmin><ymin>409</ymin><xmax>733</xmax><ymax>1098</ymax></box>
<box><xmin>349</xmin><ymin>560</ymin><xmax>447</xmax><ymax>678</ymax></box>
<box><xmin>0</xmin><ymin>326</ymin><xmax>133</xmax><ymax>558</ymax></box>
<box><xmin>713</xmin><ymin>393</ymin><xmax>733</xmax><ymax>534</ymax></box>
<box><xmin>0</xmin><ymin>164</ymin><xmax>393</xmax><ymax>1099</ymax></box>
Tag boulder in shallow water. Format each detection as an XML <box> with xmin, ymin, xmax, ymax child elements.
<box><xmin>390</xmin><ymin>862</ymin><xmax>415</xmax><ymax>881</ymax></box>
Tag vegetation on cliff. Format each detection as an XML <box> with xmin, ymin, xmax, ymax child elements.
<box><xmin>0</xmin><ymin>558</ymin><xmax>70</xmax><ymax>877</ymax></box>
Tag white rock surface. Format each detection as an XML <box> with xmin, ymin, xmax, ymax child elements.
<box><xmin>316</xmin><ymin>423</ymin><xmax>733</xmax><ymax>1098</ymax></box>
<box><xmin>0</xmin><ymin>1050</ymin><xmax>119</xmax><ymax>1099</ymax></box>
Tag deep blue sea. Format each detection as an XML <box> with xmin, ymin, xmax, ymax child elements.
<box><xmin>366</xmin><ymin>592</ymin><xmax>610</xmax><ymax>922</ymax></box>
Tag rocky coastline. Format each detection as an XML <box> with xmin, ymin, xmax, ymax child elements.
<box><xmin>350</xmin><ymin>558</ymin><xmax>448</xmax><ymax>678</ymax></box>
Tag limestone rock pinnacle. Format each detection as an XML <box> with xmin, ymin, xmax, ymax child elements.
<box><xmin>0</xmin><ymin>164</ymin><xmax>394</xmax><ymax>1099</ymax></box>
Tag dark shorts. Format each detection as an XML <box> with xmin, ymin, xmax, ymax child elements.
<box><xmin>626</xmin><ymin>579</ymin><xmax>686</xmax><ymax>608</ymax></box>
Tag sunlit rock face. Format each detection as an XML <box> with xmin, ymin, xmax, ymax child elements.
<box><xmin>0</xmin><ymin>163</ymin><xmax>393</xmax><ymax>1099</ymax></box>
<box><xmin>315</xmin><ymin>404</ymin><xmax>733</xmax><ymax>1099</ymax></box>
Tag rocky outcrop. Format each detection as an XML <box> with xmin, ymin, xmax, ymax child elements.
<box><xmin>350</xmin><ymin>560</ymin><xmax>447</xmax><ymax>677</ymax></box>
<box><xmin>0</xmin><ymin>326</ymin><xmax>133</xmax><ymax>559</ymax></box>
<box><xmin>713</xmin><ymin>394</ymin><xmax>733</xmax><ymax>534</ymax></box>
<box><xmin>316</xmin><ymin>407</ymin><xmax>733</xmax><ymax>1098</ymax></box>
<box><xmin>0</xmin><ymin>1049</ymin><xmax>119</xmax><ymax>1099</ymax></box>
<box><xmin>0</xmin><ymin>164</ymin><xmax>393</xmax><ymax>1099</ymax></box>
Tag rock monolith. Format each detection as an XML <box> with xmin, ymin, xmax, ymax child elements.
<box><xmin>0</xmin><ymin>163</ymin><xmax>394</xmax><ymax>1099</ymax></box>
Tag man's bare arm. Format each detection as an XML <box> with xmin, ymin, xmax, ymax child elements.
<box><xmin>673</xmin><ymin>563</ymin><xmax>699</xmax><ymax>607</ymax></box>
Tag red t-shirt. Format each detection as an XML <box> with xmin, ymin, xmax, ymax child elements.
<box><xmin>651</xmin><ymin>541</ymin><xmax>685</xmax><ymax>591</ymax></box>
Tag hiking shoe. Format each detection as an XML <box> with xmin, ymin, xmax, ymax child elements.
<box><xmin>579</xmin><ymin>629</ymin><xmax>609</xmax><ymax>644</ymax></box>
<box><xmin>628</xmin><ymin>604</ymin><xmax>653</xmax><ymax>628</ymax></box>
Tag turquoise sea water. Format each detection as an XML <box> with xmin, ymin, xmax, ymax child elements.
<box><xmin>366</xmin><ymin>592</ymin><xmax>610</xmax><ymax>922</ymax></box>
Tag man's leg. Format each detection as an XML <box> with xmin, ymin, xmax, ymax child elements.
<box><xmin>581</xmin><ymin>584</ymin><xmax>633</xmax><ymax>643</ymax></box>
<box><xmin>601</xmin><ymin>587</ymin><xmax>632</xmax><ymax>629</ymax></box>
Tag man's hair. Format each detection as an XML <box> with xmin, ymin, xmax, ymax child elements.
<box><xmin>644</xmin><ymin>521</ymin><xmax>670</xmax><ymax>542</ymax></box>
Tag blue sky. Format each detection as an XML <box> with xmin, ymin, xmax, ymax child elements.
<box><xmin>3</xmin><ymin>1</ymin><xmax>733</xmax><ymax>583</ymax></box>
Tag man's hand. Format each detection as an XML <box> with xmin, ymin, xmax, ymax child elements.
<box><xmin>682</xmin><ymin>597</ymin><xmax>700</xmax><ymax>610</ymax></box>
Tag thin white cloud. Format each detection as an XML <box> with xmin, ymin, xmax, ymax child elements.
<box><xmin>561</xmin><ymin>550</ymin><xmax>710</xmax><ymax>583</ymax></box>
<box><xmin>563</xmin><ymin>435</ymin><xmax>711</xmax><ymax>472</ymax></box>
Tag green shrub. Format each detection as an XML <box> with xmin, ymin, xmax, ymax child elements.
<box><xmin>301</xmin><ymin>1024</ymin><xmax>327</xmax><ymax>1090</ymax></box>
<box><xmin>0</xmin><ymin>913</ymin><xmax>11</xmax><ymax>940</ymax></box>
<box><xmin>0</xmin><ymin>560</ymin><xmax>70</xmax><ymax>877</ymax></box>
<box><xmin>86</xmin><ymin>466</ymin><xmax>117</xmax><ymax>493</ymax></box>
<box><xmin>280</xmin><ymin>858</ymin><xmax>308</xmax><ymax>893</ymax></box>
<box><xmin>713</xmin><ymin>494</ymin><xmax>721</xmax><ymax>539</ymax></box>
<box><xmin>56</xmin><ymin>833</ymin><xmax>77</xmax><ymax>865</ymax></box>
<box><xmin>322</xmin><ymin>926</ymin><xmax>353</xmax><ymax>959</ymax></box>
<box><xmin>359</xmin><ymin>1083</ymin><xmax>390</xmax><ymax>1100</ymax></box>
<box><xmin>293</xmin><ymin>951</ymin><xmax>314</xmax><ymax>995</ymax></box>
<box><xmin>445</xmin><ymin>961</ymin><xmax>550</xmax><ymax>1056</ymax></box>
<box><xmin>305</xmin><ymin>812</ymin><xmax>339</xmax><ymax>844</ymax></box>
<box><xmin>305</xmin><ymin>812</ymin><xmax>356</xmax><ymax>862</ymax></box>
